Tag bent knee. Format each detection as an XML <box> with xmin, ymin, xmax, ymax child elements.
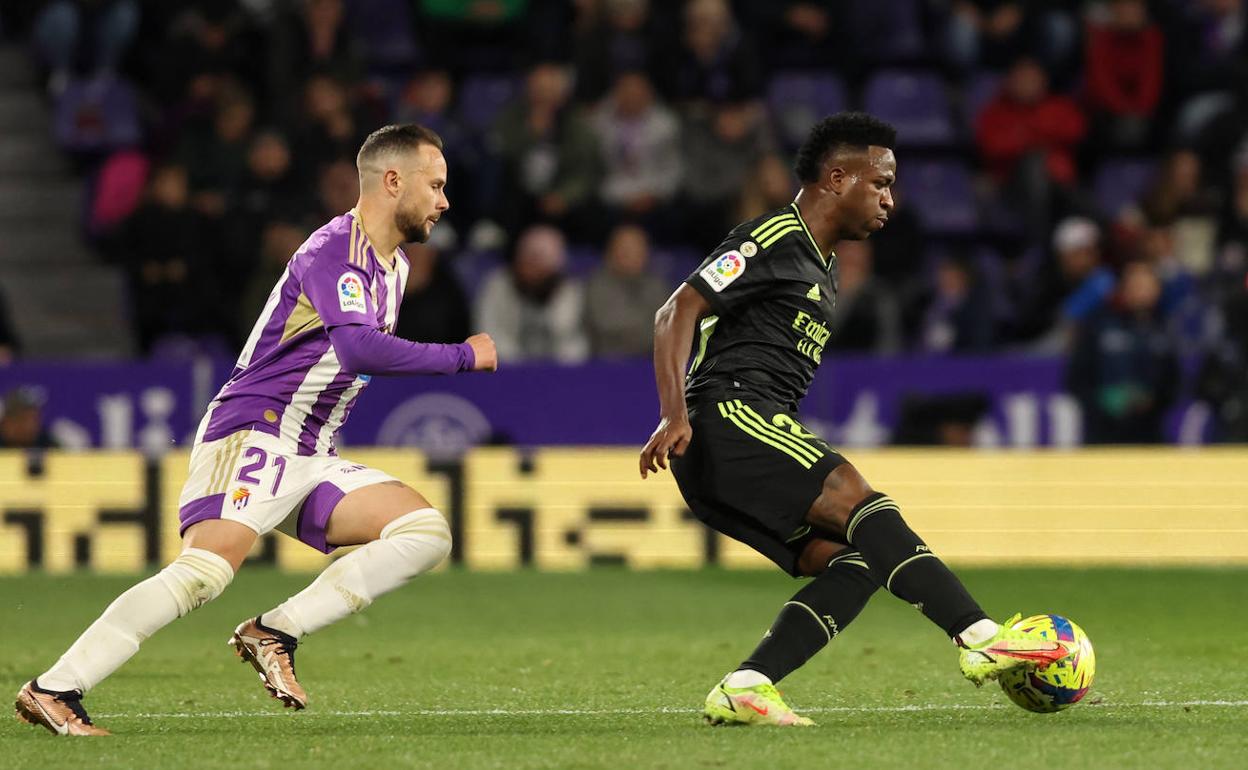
<box><xmin>159</xmin><ymin>547</ymin><xmax>235</xmax><ymax>616</ymax></box>
<box><xmin>806</xmin><ymin>464</ymin><xmax>876</xmax><ymax>534</ymax></box>
<box><xmin>383</xmin><ymin>508</ymin><xmax>452</xmax><ymax>563</ymax></box>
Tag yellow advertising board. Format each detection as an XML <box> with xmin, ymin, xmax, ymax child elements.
<box><xmin>1</xmin><ymin>448</ymin><xmax>1245</xmax><ymax>573</ymax></box>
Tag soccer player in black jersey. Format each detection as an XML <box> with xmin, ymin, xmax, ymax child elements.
<box><xmin>639</xmin><ymin>113</ymin><xmax>1071</xmax><ymax>726</ymax></box>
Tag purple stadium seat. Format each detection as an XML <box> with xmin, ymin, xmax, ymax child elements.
<box><xmin>53</xmin><ymin>73</ymin><xmax>141</xmax><ymax>154</ymax></box>
<box><xmin>863</xmin><ymin>70</ymin><xmax>955</xmax><ymax>147</ymax></box>
<box><xmin>899</xmin><ymin>160</ymin><xmax>979</xmax><ymax>235</ymax></box>
<box><xmin>1093</xmin><ymin>159</ymin><xmax>1156</xmax><ymax>219</ymax></box>
<box><xmin>962</xmin><ymin>70</ymin><xmax>1003</xmax><ymax>133</ymax></box>
<box><xmin>451</xmin><ymin>248</ymin><xmax>504</xmax><ymax>301</ymax></box>
<box><xmin>565</xmin><ymin>245</ymin><xmax>601</xmax><ymax>280</ymax></box>
<box><xmin>846</xmin><ymin>0</ymin><xmax>926</xmax><ymax>62</ymax></box>
<box><xmin>347</xmin><ymin>0</ymin><xmax>420</xmax><ymax>70</ymax></box>
<box><xmin>457</xmin><ymin>74</ymin><xmax>519</xmax><ymax>135</ymax></box>
<box><xmin>767</xmin><ymin>71</ymin><xmax>849</xmax><ymax>149</ymax></box>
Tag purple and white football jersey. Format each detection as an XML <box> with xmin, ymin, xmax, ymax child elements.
<box><xmin>196</xmin><ymin>210</ymin><xmax>409</xmax><ymax>455</ymax></box>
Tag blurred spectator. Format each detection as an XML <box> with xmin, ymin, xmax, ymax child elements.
<box><xmin>475</xmin><ymin>225</ymin><xmax>588</xmax><ymax>363</ymax></box>
<box><xmin>944</xmin><ymin>1</ymin><xmax>1077</xmax><ymax>73</ymax></box>
<box><xmin>176</xmin><ymin>82</ymin><xmax>254</xmax><ymax>219</ymax></box>
<box><xmin>32</xmin><ymin>0</ymin><xmax>139</xmax><ymax>91</ymax></box>
<box><xmin>592</xmin><ymin>71</ymin><xmax>682</xmax><ymax>227</ymax></box>
<box><xmin>827</xmin><ymin>240</ymin><xmax>901</xmax><ymax>354</ymax></box>
<box><xmin>0</xmin><ymin>388</ymin><xmax>58</xmax><ymax>449</ymax></box>
<box><xmin>1139</xmin><ymin>150</ymin><xmax>1221</xmax><ymax>279</ymax></box>
<box><xmin>237</xmin><ymin>220</ymin><xmax>308</xmax><ymax>341</ymax></box>
<box><xmin>294</xmin><ymin>73</ymin><xmax>369</xmax><ymax>170</ymax></box>
<box><xmin>1196</xmin><ymin>272</ymin><xmax>1248</xmax><ymax>441</ymax></box>
<box><xmin>146</xmin><ymin>2</ymin><xmax>258</xmax><ymax>108</ymax></box>
<box><xmin>491</xmin><ymin>62</ymin><xmax>602</xmax><ymax>240</ymax></box>
<box><xmin>394</xmin><ymin>69</ymin><xmax>480</xmax><ymax>233</ymax></box>
<box><xmin>1067</xmin><ymin>260</ymin><xmax>1180</xmax><ymax>443</ymax></box>
<box><xmin>1084</xmin><ymin>0</ymin><xmax>1164</xmax><ymax>151</ymax></box>
<box><xmin>573</xmin><ymin>0</ymin><xmax>667</xmax><ymax>102</ymax></box>
<box><xmin>1011</xmin><ymin>217</ymin><xmax>1115</xmax><ymax>350</ymax></box>
<box><xmin>914</xmin><ymin>253</ymin><xmax>995</xmax><ymax>353</ymax></box>
<box><xmin>745</xmin><ymin>1</ymin><xmax>849</xmax><ymax>72</ymax></box>
<box><xmin>224</xmin><ymin>130</ymin><xmax>307</xmax><ymax>272</ymax></box>
<box><xmin>584</xmin><ymin>224</ymin><xmax>670</xmax><ymax>357</ymax></box>
<box><xmin>1216</xmin><ymin>152</ymin><xmax>1248</xmax><ymax>275</ymax></box>
<box><xmin>664</xmin><ymin>0</ymin><xmax>763</xmax><ymax>105</ymax></box>
<box><xmin>270</xmin><ymin>0</ymin><xmax>360</xmax><ymax>97</ymax></box>
<box><xmin>121</xmin><ymin>164</ymin><xmax>221</xmax><ymax>352</ymax></box>
<box><xmin>314</xmin><ymin>158</ymin><xmax>361</xmax><ymax>221</ymax></box>
<box><xmin>1140</xmin><ymin>149</ymin><xmax>1221</xmax><ymax>226</ymax></box>
<box><xmin>680</xmin><ymin>100</ymin><xmax>775</xmax><ymax>249</ymax></box>
<box><xmin>735</xmin><ymin>153</ymin><xmax>796</xmax><ymax>223</ymax></box>
<box><xmin>976</xmin><ymin>56</ymin><xmax>1086</xmax><ymax>239</ymax></box>
<box><xmin>394</xmin><ymin>243</ymin><xmax>472</xmax><ymax>345</ymax></box>
<box><xmin>0</xmin><ymin>288</ymin><xmax>19</xmax><ymax>364</ymax></box>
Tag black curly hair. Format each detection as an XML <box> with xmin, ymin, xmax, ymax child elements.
<box><xmin>793</xmin><ymin>112</ymin><xmax>897</xmax><ymax>184</ymax></box>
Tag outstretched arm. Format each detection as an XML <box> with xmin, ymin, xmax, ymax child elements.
<box><xmin>639</xmin><ymin>283</ymin><xmax>710</xmax><ymax>478</ymax></box>
<box><xmin>328</xmin><ymin>325</ymin><xmax>497</xmax><ymax>376</ymax></box>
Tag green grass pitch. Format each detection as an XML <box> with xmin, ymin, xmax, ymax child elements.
<box><xmin>1</xmin><ymin>567</ymin><xmax>1245</xmax><ymax>769</ymax></box>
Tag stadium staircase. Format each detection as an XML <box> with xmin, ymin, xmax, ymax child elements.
<box><xmin>0</xmin><ymin>44</ymin><xmax>131</xmax><ymax>358</ymax></box>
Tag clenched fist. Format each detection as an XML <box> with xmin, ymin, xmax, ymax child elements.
<box><xmin>465</xmin><ymin>333</ymin><xmax>498</xmax><ymax>371</ymax></box>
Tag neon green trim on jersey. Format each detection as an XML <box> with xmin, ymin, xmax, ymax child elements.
<box><xmin>689</xmin><ymin>315</ymin><xmax>719</xmax><ymax>374</ymax></box>
<box><xmin>750</xmin><ymin>212</ymin><xmax>796</xmax><ymax>239</ymax></box>
<box><xmin>759</xmin><ymin>224</ymin><xmax>804</xmax><ymax>249</ymax></box>
<box><xmin>790</xmin><ymin>203</ymin><xmax>828</xmax><ymax>265</ymax></box>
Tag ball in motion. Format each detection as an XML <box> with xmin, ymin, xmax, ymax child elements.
<box><xmin>998</xmin><ymin>613</ymin><xmax>1095</xmax><ymax>713</ymax></box>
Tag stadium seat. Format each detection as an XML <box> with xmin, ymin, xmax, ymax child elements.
<box><xmin>1093</xmin><ymin>158</ymin><xmax>1156</xmax><ymax>219</ymax></box>
<box><xmin>863</xmin><ymin>70</ymin><xmax>956</xmax><ymax>147</ymax></box>
<box><xmin>766</xmin><ymin>71</ymin><xmax>849</xmax><ymax>149</ymax></box>
<box><xmin>899</xmin><ymin>160</ymin><xmax>979</xmax><ymax>235</ymax></box>
<box><xmin>346</xmin><ymin>0</ymin><xmax>421</xmax><ymax>71</ymax></box>
<box><xmin>457</xmin><ymin>74</ymin><xmax>520</xmax><ymax>136</ymax></box>
<box><xmin>962</xmin><ymin>70</ymin><xmax>1003</xmax><ymax>135</ymax></box>
<box><xmin>53</xmin><ymin>73</ymin><xmax>141</xmax><ymax>154</ymax></box>
<box><xmin>451</xmin><ymin>248</ymin><xmax>504</xmax><ymax>301</ymax></box>
<box><xmin>845</xmin><ymin>0</ymin><xmax>926</xmax><ymax>62</ymax></box>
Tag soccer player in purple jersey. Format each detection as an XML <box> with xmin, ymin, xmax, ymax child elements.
<box><xmin>16</xmin><ymin>124</ymin><xmax>497</xmax><ymax>736</ymax></box>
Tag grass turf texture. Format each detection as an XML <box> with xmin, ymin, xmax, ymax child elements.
<box><xmin>1</xmin><ymin>568</ymin><xmax>1245</xmax><ymax>769</ymax></box>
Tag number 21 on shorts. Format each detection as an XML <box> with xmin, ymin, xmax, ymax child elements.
<box><xmin>236</xmin><ymin>447</ymin><xmax>288</xmax><ymax>496</ymax></box>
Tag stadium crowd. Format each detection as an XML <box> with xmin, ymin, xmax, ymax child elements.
<box><xmin>2</xmin><ymin>0</ymin><xmax>1248</xmax><ymax>442</ymax></box>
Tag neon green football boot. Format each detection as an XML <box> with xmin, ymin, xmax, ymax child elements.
<box><xmin>958</xmin><ymin>613</ymin><xmax>1073</xmax><ymax>687</ymax></box>
<box><xmin>703</xmin><ymin>677</ymin><xmax>814</xmax><ymax>726</ymax></box>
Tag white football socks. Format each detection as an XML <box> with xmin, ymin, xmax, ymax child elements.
<box><xmin>955</xmin><ymin>618</ymin><xmax>1001</xmax><ymax>647</ymax></box>
<box><xmin>261</xmin><ymin>509</ymin><xmax>451</xmax><ymax>639</ymax></box>
<box><xmin>39</xmin><ymin>548</ymin><xmax>234</xmax><ymax>693</ymax></box>
<box><xmin>725</xmin><ymin>669</ymin><xmax>773</xmax><ymax>688</ymax></box>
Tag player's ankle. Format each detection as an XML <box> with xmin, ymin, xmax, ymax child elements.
<box><xmin>724</xmin><ymin>669</ymin><xmax>772</xmax><ymax>688</ymax></box>
<box><xmin>954</xmin><ymin>618</ymin><xmax>1000</xmax><ymax>647</ymax></box>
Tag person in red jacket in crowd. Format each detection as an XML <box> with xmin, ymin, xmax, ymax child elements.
<box><xmin>1085</xmin><ymin>0</ymin><xmax>1164</xmax><ymax>150</ymax></box>
<box><xmin>975</xmin><ymin>55</ymin><xmax>1087</xmax><ymax>238</ymax></box>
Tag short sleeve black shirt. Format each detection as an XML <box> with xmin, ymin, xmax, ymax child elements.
<box><xmin>684</xmin><ymin>203</ymin><xmax>838</xmax><ymax>412</ymax></box>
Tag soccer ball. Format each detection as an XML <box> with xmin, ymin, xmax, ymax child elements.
<box><xmin>998</xmin><ymin>614</ymin><xmax>1096</xmax><ymax>713</ymax></box>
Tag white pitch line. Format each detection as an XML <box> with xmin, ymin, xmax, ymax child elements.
<box><xmin>95</xmin><ymin>700</ymin><xmax>1248</xmax><ymax>719</ymax></box>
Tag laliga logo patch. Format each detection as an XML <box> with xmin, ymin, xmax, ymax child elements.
<box><xmin>231</xmin><ymin>487</ymin><xmax>251</xmax><ymax>510</ymax></box>
<box><xmin>338</xmin><ymin>272</ymin><xmax>367</xmax><ymax>314</ymax></box>
<box><xmin>699</xmin><ymin>250</ymin><xmax>746</xmax><ymax>293</ymax></box>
